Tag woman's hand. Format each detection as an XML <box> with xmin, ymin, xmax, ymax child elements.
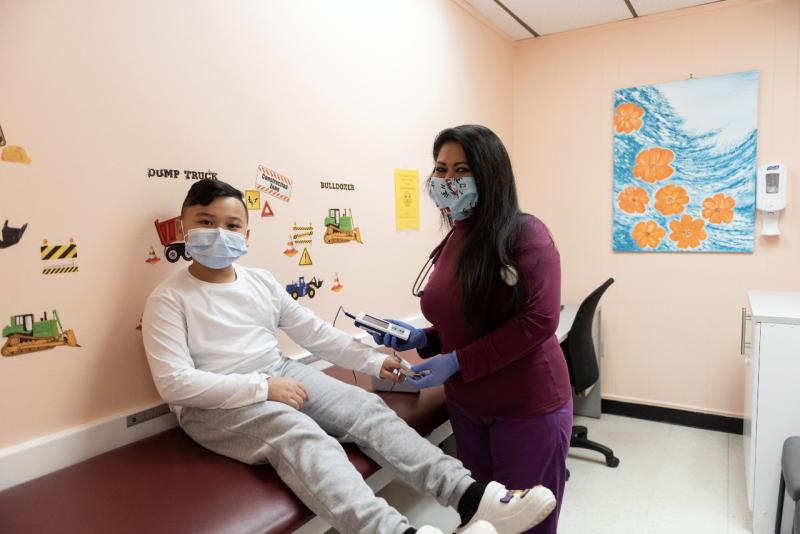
<box><xmin>406</xmin><ymin>351</ymin><xmax>459</xmax><ymax>389</ymax></box>
<box><xmin>267</xmin><ymin>377</ymin><xmax>309</xmax><ymax>410</ymax></box>
<box><xmin>367</xmin><ymin>319</ymin><xmax>428</xmax><ymax>352</ymax></box>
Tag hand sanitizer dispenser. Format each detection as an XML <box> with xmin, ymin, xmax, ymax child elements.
<box><xmin>757</xmin><ymin>163</ymin><xmax>787</xmax><ymax>236</ymax></box>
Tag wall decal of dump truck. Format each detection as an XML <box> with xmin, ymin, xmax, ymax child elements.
<box><xmin>2</xmin><ymin>310</ymin><xmax>80</xmax><ymax>357</ymax></box>
<box><xmin>154</xmin><ymin>216</ymin><xmax>192</xmax><ymax>263</ymax></box>
<box><xmin>286</xmin><ymin>276</ymin><xmax>324</xmax><ymax>300</ymax></box>
<box><xmin>323</xmin><ymin>209</ymin><xmax>363</xmax><ymax>244</ymax></box>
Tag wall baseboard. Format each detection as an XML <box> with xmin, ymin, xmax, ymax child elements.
<box><xmin>601</xmin><ymin>399</ymin><xmax>744</xmax><ymax>435</ymax></box>
<box><xmin>0</xmin><ymin>315</ymin><xmax>427</xmax><ymax>492</ymax></box>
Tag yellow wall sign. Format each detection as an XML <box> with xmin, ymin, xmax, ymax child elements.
<box><xmin>394</xmin><ymin>169</ymin><xmax>419</xmax><ymax>230</ymax></box>
<box><xmin>245</xmin><ymin>190</ymin><xmax>261</xmax><ymax>211</ymax></box>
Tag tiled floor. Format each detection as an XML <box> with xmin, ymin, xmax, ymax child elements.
<box><xmin>374</xmin><ymin>414</ymin><xmax>752</xmax><ymax>533</ymax></box>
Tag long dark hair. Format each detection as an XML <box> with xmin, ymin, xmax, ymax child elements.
<box><xmin>430</xmin><ymin>125</ymin><xmax>528</xmax><ymax>333</ymax></box>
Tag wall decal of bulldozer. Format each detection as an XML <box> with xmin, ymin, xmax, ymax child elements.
<box><xmin>2</xmin><ymin>310</ymin><xmax>80</xmax><ymax>357</ymax></box>
<box><xmin>323</xmin><ymin>208</ymin><xmax>363</xmax><ymax>244</ymax></box>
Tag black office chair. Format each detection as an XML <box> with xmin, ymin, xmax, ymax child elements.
<box><xmin>562</xmin><ymin>277</ymin><xmax>620</xmax><ymax>469</ymax></box>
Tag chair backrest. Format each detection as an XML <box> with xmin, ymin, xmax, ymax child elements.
<box><xmin>563</xmin><ymin>278</ymin><xmax>614</xmax><ymax>393</ymax></box>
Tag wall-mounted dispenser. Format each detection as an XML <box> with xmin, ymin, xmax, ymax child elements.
<box><xmin>757</xmin><ymin>163</ymin><xmax>787</xmax><ymax>236</ymax></box>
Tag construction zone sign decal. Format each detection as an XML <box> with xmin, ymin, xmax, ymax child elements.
<box><xmin>41</xmin><ymin>238</ymin><xmax>78</xmax><ymax>275</ymax></box>
<box><xmin>2</xmin><ymin>310</ymin><xmax>80</xmax><ymax>357</ymax></box>
<box><xmin>323</xmin><ymin>208</ymin><xmax>363</xmax><ymax>244</ymax></box>
<box><xmin>255</xmin><ymin>164</ymin><xmax>293</xmax><ymax>202</ymax></box>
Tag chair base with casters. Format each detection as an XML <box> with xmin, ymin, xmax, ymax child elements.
<box><xmin>571</xmin><ymin>424</ymin><xmax>620</xmax><ymax>467</ymax></box>
<box><xmin>565</xmin><ymin>426</ymin><xmax>620</xmax><ymax>481</ymax></box>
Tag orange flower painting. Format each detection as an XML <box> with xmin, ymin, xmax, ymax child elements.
<box><xmin>614</xmin><ymin>103</ymin><xmax>644</xmax><ymax>134</ymax></box>
<box><xmin>654</xmin><ymin>184</ymin><xmax>689</xmax><ymax>216</ymax></box>
<box><xmin>632</xmin><ymin>147</ymin><xmax>675</xmax><ymax>183</ymax></box>
<box><xmin>668</xmin><ymin>215</ymin><xmax>707</xmax><ymax>249</ymax></box>
<box><xmin>614</xmin><ymin>72</ymin><xmax>758</xmax><ymax>252</ymax></box>
<box><xmin>618</xmin><ymin>186</ymin><xmax>649</xmax><ymax>214</ymax></box>
<box><xmin>702</xmin><ymin>193</ymin><xmax>736</xmax><ymax>224</ymax></box>
<box><xmin>632</xmin><ymin>220</ymin><xmax>665</xmax><ymax>248</ymax></box>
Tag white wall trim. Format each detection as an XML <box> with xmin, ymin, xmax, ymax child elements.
<box><xmin>0</xmin><ymin>314</ymin><xmax>428</xmax><ymax>492</ymax></box>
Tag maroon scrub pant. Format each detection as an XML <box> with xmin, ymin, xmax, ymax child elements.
<box><xmin>446</xmin><ymin>398</ymin><xmax>573</xmax><ymax>534</ymax></box>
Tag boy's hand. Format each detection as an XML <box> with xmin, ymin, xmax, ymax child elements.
<box><xmin>267</xmin><ymin>377</ymin><xmax>309</xmax><ymax>410</ymax></box>
<box><xmin>379</xmin><ymin>356</ymin><xmax>405</xmax><ymax>383</ymax></box>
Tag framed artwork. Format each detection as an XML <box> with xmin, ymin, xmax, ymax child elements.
<box><xmin>613</xmin><ymin>71</ymin><xmax>759</xmax><ymax>252</ymax></box>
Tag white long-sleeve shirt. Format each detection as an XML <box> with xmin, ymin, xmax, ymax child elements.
<box><xmin>141</xmin><ymin>265</ymin><xmax>385</xmax><ymax>416</ymax></box>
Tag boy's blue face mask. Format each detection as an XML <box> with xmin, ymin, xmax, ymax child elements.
<box><xmin>428</xmin><ymin>176</ymin><xmax>479</xmax><ymax>221</ymax></box>
<box><xmin>185</xmin><ymin>228</ymin><xmax>248</xmax><ymax>269</ymax></box>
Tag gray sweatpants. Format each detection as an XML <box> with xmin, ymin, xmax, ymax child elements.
<box><xmin>179</xmin><ymin>358</ymin><xmax>475</xmax><ymax>534</ymax></box>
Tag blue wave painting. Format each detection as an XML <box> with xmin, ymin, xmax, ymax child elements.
<box><xmin>612</xmin><ymin>70</ymin><xmax>759</xmax><ymax>253</ymax></box>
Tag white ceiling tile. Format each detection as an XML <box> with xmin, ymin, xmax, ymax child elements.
<box><xmin>631</xmin><ymin>0</ymin><xmax>721</xmax><ymax>16</ymax></box>
<box><xmin>464</xmin><ymin>0</ymin><xmax>536</xmax><ymax>40</ymax></box>
<box><xmin>502</xmin><ymin>0</ymin><xmax>634</xmax><ymax>35</ymax></box>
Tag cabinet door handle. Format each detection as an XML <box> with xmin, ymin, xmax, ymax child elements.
<box><xmin>740</xmin><ymin>307</ymin><xmax>752</xmax><ymax>355</ymax></box>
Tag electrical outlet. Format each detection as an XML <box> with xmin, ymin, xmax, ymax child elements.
<box><xmin>126</xmin><ymin>404</ymin><xmax>170</xmax><ymax>427</ymax></box>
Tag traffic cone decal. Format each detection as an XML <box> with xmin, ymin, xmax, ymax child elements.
<box><xmin>331</xmin><ymin>273</ymin><xmax>343</xmax><ymax>292</ymax></box>
<box><xmin>145</xmin><ymin>246</ymin><xmax>161</xmax><ymax>264</ymax></box>
<box><xmin>283</xmin><ymin>236</ymin><xmax>298</xmax><ymax>257</ymax></box>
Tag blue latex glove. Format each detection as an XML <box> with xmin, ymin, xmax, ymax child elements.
<box><xmin>365</xmin><ymin>319</ymin><xmax>427</xmax><ymax>352</ymax></box>
<box><xmin>406</xmin><ymin>351</ymin><xmax>459</xmax><ymax>389</ymax></box>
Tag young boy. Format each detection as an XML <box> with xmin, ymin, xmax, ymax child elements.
<box><xmin>141</xmin><ymin>179</ymin><xmax>555</xmax><ymax>534</ymax></box>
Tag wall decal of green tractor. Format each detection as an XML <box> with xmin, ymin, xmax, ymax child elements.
<box><xmin>323</xmin><ymin>209</ymin><xmax>362</xmax><ymax>244</ymax></box>
<box><xmin>2</xmin><ymin>310</ymin><xmax>80</xmax><ymax>357</ymax></box>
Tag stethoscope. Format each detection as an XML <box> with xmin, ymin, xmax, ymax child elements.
<box><xmin>411</xmin><ymin>228</ymin><xmax>455</xmax><ymax>297</ymax></box>
<box><xmin>411</xmin><ymin>225</ymin><xmax>520</xmax><ymax>297</ymax></box>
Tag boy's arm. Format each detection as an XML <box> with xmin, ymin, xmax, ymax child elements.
<box><xmin>142</xmin><ymin>293</ymin><xmax>270</xmax><ymax>409</ymax></box>
<box><xmin>276</xmin><ymin>286</ymin><xmax>385</xmax><ymax>377</ymax></box>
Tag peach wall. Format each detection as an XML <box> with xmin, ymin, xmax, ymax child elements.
<box><xmin>0</xmin><ymin>0</ymin><xmax>513</xmax><ymax>448</ymax></box>
<box><xmin>512</xmin><ymin>0</ymin><xmax>800</xmax><ymax>417</ymax></box>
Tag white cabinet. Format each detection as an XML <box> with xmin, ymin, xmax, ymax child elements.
<box><xmin>743</xmin><ymin>291</ymin><xmax>800</xmax><ymax>534</ymax></box>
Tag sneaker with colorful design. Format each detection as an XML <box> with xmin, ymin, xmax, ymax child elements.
<box><xmin>457</xmin><ymin>481</ymin><xmax>556</xmax><ymax>533</ymax></box>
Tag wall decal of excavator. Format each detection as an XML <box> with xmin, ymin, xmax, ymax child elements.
<box><xmin>0</xmin><ymin>220</ymin><xmax>27</xmax><ymax>249</ymax></box>
<box><xmin>2</xmin><ymin>310</ymin><xmax>80</xmax><ymax>357</ymax></box>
